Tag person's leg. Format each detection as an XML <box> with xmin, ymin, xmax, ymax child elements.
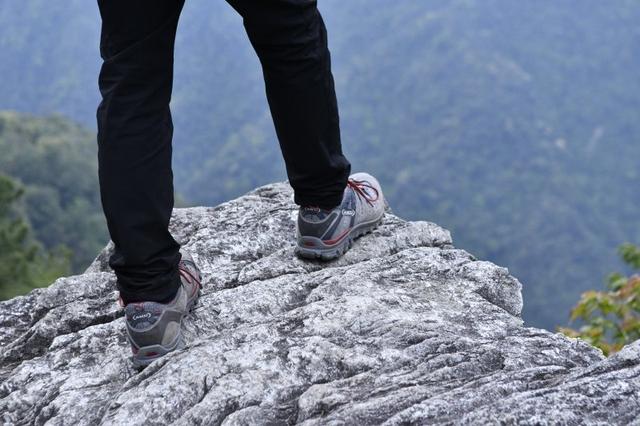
<box><xmin>226</xmin><ymin>0</ymin><xmax>351</xmax><ymax>209</ymax></box>
<box><xmin>97</xmin><ymin>0</ymin><xmax>185</xmax><ymax>304</ymax></box>
<box><xmin>226</xmin><ymin>1</ymin><xmax>387</xmax><ymax>260</ymax></box>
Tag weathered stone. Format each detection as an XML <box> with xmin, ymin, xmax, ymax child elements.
<box><xmin>1</xmin><ymin>182</ymin><xmax>638</xmax><ymax>425</ymax></box>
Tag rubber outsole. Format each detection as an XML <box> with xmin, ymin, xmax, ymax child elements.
<box><xmin>130</xmin><ymin>289</ymin><xmax>201</xmax><ymax>369</ymax></box>
<box><xmin>131</xmin><ymin>334</ymin><xmax>185</xmax><ymax>369</ymax></box>
<box><xmin>295</xmin><ymin>214</ymin><xmax>384</xmax><ymax>261</ymax></box>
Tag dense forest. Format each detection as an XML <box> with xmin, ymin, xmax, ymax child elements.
<box><xmin>1</xmin><ymin>0</ymin><xmax>639</xmax><ymax>330</ymax></box>
<box><xmin>0</xmin><ymin>172</ymin><xmax>69</xmax><ymax>300</ymax></box>
<box><xmin>0</xmin><ymin>112</ymin><xmax>108</xmax><ymax>274</ymax></box>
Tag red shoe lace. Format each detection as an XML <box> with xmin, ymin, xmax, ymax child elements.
<box><xmin>347</xmin><ymin>178</ymin><xmax>379</xmax><ymax>207</ymax></box>
<box><xmin>116</xmin><ymin>261</ymin><xmax>201</xmax><ymax>308</ymax></box>
<box><xmin>179</xmin><ymin>261</ymin><xmax>201</xmax><ymax>288</ymax></box>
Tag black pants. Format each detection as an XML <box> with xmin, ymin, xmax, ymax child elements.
<box><xmin>97</xmin><ymin>0</ymin><xmax>351</xmax><ymax>304</ymax></box>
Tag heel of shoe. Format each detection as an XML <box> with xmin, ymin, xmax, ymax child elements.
<box><xmin>131</xmin><ymin>333</ymin><xmax>184</xmax><ymax>369</ymax></box>
<box><xmin>295</xmin><ymin>235</ymin><xmax>352</xmax><ymax>260</ymax></box>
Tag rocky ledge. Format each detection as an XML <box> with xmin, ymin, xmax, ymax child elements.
<box><xmin>1</xmin><ymin>183</ymin><xmax>639</xmax><ymax>425</ymax></box>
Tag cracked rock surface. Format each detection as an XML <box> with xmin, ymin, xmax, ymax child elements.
<box><xmin>1</xmin><ymin>182</ymin><xmax>639</xmax><ymax>425</ymax></box>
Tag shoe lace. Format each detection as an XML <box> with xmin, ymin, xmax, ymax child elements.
<box><xmin>347</xmin><ymin>178</ymin><xmax>379</xmax><ymax>207</ymax></box>
<box><xmin>179</xmin><ymin>260</ymin><xmax>201</xmax><ymax>288</ymax></box>
<box><xmin>116</xmin><ymin>261</ymin><xmax>201</xmax><ymax>308</ymax></box>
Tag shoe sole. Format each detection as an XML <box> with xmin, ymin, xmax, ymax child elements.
<box><xmin>295</xmin><ymin>213</ymin><xmax>384</xmax><ymax>261</ymax></box>
<box><xmin>130</xmin><ymin>288</ymin><xmax>201</xmax><ymax>369</ymax></box>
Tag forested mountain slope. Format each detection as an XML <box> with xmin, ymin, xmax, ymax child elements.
<box><xmin>1</xmin><ymin>0</ymin><xmax>639</xmax><ymax>329</ymax></box>
<box><xmin>0</xmin><ymin>112</ymin><xmax>107</xmax><ymax>273</ymax></box>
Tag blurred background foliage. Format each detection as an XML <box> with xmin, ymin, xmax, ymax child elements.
<box><xmin>0</xmin><ymin>172</ymin><xmax>71</xmax><ymax>300</ymax></box>
<box><xmin>0</xmin><ymin>0</ymin><xmax>638</xmax><ymax>333</ymax></box>
<box><xmin>0</xmin><ymin>112</ymin><xmax>107</xmax><ymax>273</ymax></box>
<box><xmin>560</xmin><ymin>244</ymin><xmax>640</xmax><ymax>356</ymax></box>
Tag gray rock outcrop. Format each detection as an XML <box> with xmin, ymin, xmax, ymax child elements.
<box><xmin>1</xmin><ymin>183</ymin><xmax>638</xmax><ymax>425</ymax></box>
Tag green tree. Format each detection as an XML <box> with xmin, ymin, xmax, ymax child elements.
<box><xmin>560</xmin><ymin>244</ymin><xmax>640</xmax><ymax>356</ymax></box>
<box><xmin>0</xmin><ymin>174</ymin><xmax>70</xmax><ymax>300</ymax></box>
<box><xmin>0</xmin><ymin>111</ymin><xmax>109</xmax><ymax>273</ymax></box>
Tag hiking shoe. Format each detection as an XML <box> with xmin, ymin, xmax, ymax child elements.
<box><xmin>124</xmin><ymin>251</ymin><xmax>202</xmax><ymax>368</ymax></box>
<box><xmin>295</xmin><ymin>172</ymin><xmax>385</xmax><ymax>260</ymax></box>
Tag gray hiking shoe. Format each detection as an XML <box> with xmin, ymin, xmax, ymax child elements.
<box><xmin>295</xmin><ymin>172</ymin><xmax>386</xmax><ymax>260</ymax></box>
<box><xmin>124</xmin><ymin>251</ymin><xmax>202</xmax><ymax>369</ymax></box>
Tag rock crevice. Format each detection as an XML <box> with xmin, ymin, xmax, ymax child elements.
<box><xmin>1</xmin><ymin>182</ymin><xmax>638</xmax><ymax>425</ymax></box>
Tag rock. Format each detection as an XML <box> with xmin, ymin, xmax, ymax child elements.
<box><xmin>0</xmin><ymin>182</ymin><xmax>638</xmax><ymax>425</ymax></box>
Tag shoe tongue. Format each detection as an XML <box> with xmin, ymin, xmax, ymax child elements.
<box><xmin>301</xmin><ymin>206</ymin><xmax>333</xmax><ymax>221</ymax></box>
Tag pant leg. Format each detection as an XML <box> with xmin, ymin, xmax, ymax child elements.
<box><xmin>97</xmin><ymin>0</ymin><xmax>185</xmax><ymax>304</ymax></box>
<box><xmin>226</xmin><ymin>0</ymin><xmax>351</xmax><ymax>209</ymax></box>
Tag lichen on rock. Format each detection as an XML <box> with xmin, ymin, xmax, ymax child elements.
<box><xmin>1</xmin><ymin>182</ymin><xmax>638</xmax><ymax>425</ymax></box>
